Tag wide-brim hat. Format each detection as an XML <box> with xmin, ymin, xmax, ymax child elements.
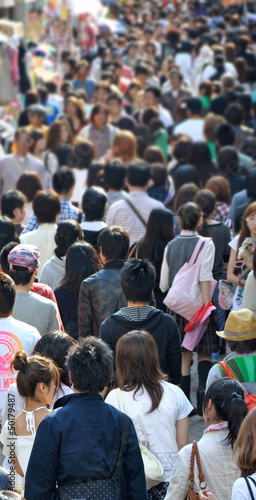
<box><xmin>217</xmin><ymin>308</ymin><xmax>256</xmax><ymax>341</ymax></box>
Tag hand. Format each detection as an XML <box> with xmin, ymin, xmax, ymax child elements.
<box><xmin>199</xmin><ymin>490</ymin><xmax>218</xmax><ymax>500</ymax></box>
<box><xmin>243</xmin><ymin>259</ymin><xmax>253</xmax><ymax>271</ymax></box>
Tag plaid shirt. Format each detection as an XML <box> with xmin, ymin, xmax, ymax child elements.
<box><xmin>21</xmin><ymin>199</ymin><xmax>84</xmax><ymax>235</ymax></box>
<box><xmin>213</xmin><ymin>202</ymin><xmax>230</xmax><ymax>224</ymax></box>
<box><xmin>106</xmin><ymin>191</ymin><xmax>163</xmax><ymax>245</ymax></box>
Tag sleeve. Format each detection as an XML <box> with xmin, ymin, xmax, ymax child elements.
<box><xmin>229</xmin><ymin>235</ymin><xmax>239</xmax><ymax>252</ymax></box>
<box><xmin>160</xmin><ymin>246</ymin><xmax>169</xmax><ymax>292</ymax></box>
<box><xmin>99</xmin><ymin>319</ymin><xmax>113</xmax><ymax>351</ymax></box>
<box><xmin>205</xmin><ymin>364</ymin><xmax>223</xmax><ymax>392</ymax></box>
<box><xmin>166</xmin><ymin>318</ymin><xmax>182</xmax><ymax>385</ymax></box>
<box><xmin>176</xmin><ymin>388</ymin><xmax>193</xmax><ymax>420</ymax></box>
<box><xmin>242</xmin><ymin>271</ymin><xmax>256</xmax><ymax>313</ymax></box>
<box><xmin>122</xmin><ymin>417</ymin><xmax>147</xmax><ymax>500</ymax></box>
<box><xmin>25</xmin><ymin>416</ymin><xmax>59</xmax><ymax>500</ymax></box>
<box><xmin>20</xmin><ymin>212</ymin><xmax>39</xmax><ymax>234</ymax></box>
<box><xmin>48</xmin><ymin>303</ymin><xmax>61</xmax><ymax>333</ymax></box>
<box><xmin>165</xmin><ymin>446</ymin><xmax>191</xmax><ymax>500</ymax></box>
<box><xmin>78</xmin><ymin>281</ymin><xmax>93</xmax><ymax>338</ymax></box>
<box><xmin>231</xmin><ymin>477</ymin><xmax>250</xmax><ymax>500</ymax></box>
<box><xmin>199</xmin><ymin>240</ymin><xmax>215</xmax><ymax>282</ymax></box>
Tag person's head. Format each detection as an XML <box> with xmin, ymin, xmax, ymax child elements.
<box><xmin>56</xmin><ymin>143</ymin><xmax>74</xmax><ymax>168</ymax></box>
<box><xmin>234</xmin><ymin>407</ymin><xmax>256</xmax><ymax>477</ymax></box>
<box><xmin>1</xmin><ymin>191</ymin><xmax>26</xmax><ymax>224</ymax></box>
<box><xmin>36</xmin><ymin>85</ymin><xmax>48</xmax><ymax>104</ymax></box>
<box><xmin>14</xmin><ymin>128</ymin><xmax>33</xmax><ymax>157</ymax></box>
<box><xmin>215</xmin><ymin>123</ymin><xmax>235</xmax><ymax>148</ymax></box>
<box><xmin>235</xmin><ymin>57</ymin><xmax>248</xmax><ymax>84</ymax></box>
<box><xmin>25</xmin><ymin>89</ymin><xmax>39</xmax><ymax>108</ymax></box>
<box><xmin>33</xmin><ymin>190</ymin><xmax>61</xmax><ymax>224</ymax></box>
<box><xmin>245</xmin><ymin>169</ymin><xmax>256</xmax><ymax>199</ymax></box>
<box><xmin>203</xmin><ymin>113</ymin><xmax>226</xmax><ymax>142</ymax></box>
<box><xmin>150</xmin><ymin>163</ymin><xmax>167</xmax><ymax>188</ymax></box>
<box><xmin>224</xmin><ymin>42</ymin><xmax>236</xmax><ymax>63</ymax></box>
<box><xmin>239</xmin><ymin>202</ymin><xmax>256</xmax><ymax>244</ymax></box>
<box><xmin>186</xmin><ymin>97</ymin><xmax>202</xmax><ymax>117</ymax></box>
<box><xmin>27</xmin><ymin>104</ymin><xmax>46</xmax><ymax>128</ymax></box>
<box><xmin>203</xmin><ymin>378</ymin><xmax>247</xmax><ymax>448</ymax></box>
<box><xmin>90</xmin><ymin>103</ymin><xmax>109</xmax><ymax>129</ymax></box>
<box><xmin>54</xmin><ymin>219</ymin><xmax>83</xmax><ymax>259</ymax></box>
<box><xmin>126</xmin><ymin>161</ymin><xmax>152</xmax><ymax>190</ymax></box>
<box><xmin>66</xmin><ymin>337</ymin><xmax>113</xmax><ymax>393</ymax></box>
<box><xmin>69</xmin><ymin>141</ymin><xmax>95</xmax><ymax>171</ymax></box>
<box><xmin>46</xmin><ymin>119</ymin><xmax>74</xmax><ymax>154</ymax></box>
<box><xmin>194</xmin><ymin>189</ymin><xmax>216</xmax><ymax>236</ymax></box>
<box><xmin>65</xmin><ymin>96</ymin><xmax>85</xmax><ymax>123</ymax></box>
<box><xmin>172</xmin><ymin>137</ymin><xmax>192</xmax><ymax>162</ymax></box>
<box><xmin>107</xmin><ymin>92</ymin><xmax>122</xmax><ymax>117</ymax></box>
<box><xmin>0</xmin><ymin>241</ymin><xmax>19</xmax><ymax>274</ymax></box>
<box><xmin>217</xmin><ymin>308</ymin><xmax>256</xmax><ymax>355</ymax></box>
<box><xmin>116</xmin><ymin>330</ymin><xmax>167</xmax><ymax>412</ymax></box>
<box><xmin>140</xmin><ymin>207</ymin><xmax>174</xmax><ymax>261</ymax></box>
<box><xmin>172</xmin><ymin>165</ymin><xmax>200</xmax><ymax>192</ymax></box>
<box><xmin>217</xmin><ymin>146</ymin><xmax>239</xmax><ymax>175</ymax></box>
<box><xmin>75</xmin><ymin>60</ymin><xmax>90</xmax><ymax>80</ymax></box>
<box><xmin>82</xmin><ymin>187</ymin><xmax>107</xmax><ymax>222</ymax></box>
<box><xmin>221</xmin><ymin>73</ymin><xmax>236</xmax><ymax>96</ymax></box>
<box><xmin>32</xmin><ymin>331</ymin><xmax>75</xmax><ymax>387</ymax></box>
<box><xmin>86</xmin><ymin>162</ymin><xmax>106</xmax><ymax>189</ymax></box>
<box><xmin>52</xmin><ymin>166</ymin><xmax>75</xmax><ymax>198</ymax></box>
<box><xmin>0</xmin><ymin>217</ymin><xmax>19</xmax><ymax>252</ymax></box>
<box><xmin>238</xmin><ymin>34</ymin><xmax>250</xmax><ymax>52</ymax></box>
<box><xmin>94</xmin><ymin>82</ymin><xmax>111</xmax><ymax>104</ymax></box>
<box><xmin>120</xmin><ymin>258</ymin><xmax>156</xmax><ymax>304</ymax></box>
<box><xmin>44</xmin><ymin>80</ymin><xmax>58</xmax><ymax>94</ymax></box>
<box><xmin>173</xmin><ymin>183</ymin><xmax>199</xmax><ymax>213</ymax></box>
<box><xmin>205</xmin><ymin>176</ymin><xmax>231</xmax><ymax>204</ymax></box>
<box><xmin>11</xmin><ymin>351</ymin><xmax>59</xmax><ymax>406</ymax></box>
<box><xmin>199</xmin><ymin>80</ymin><xmax>213</xmax><ymax>99</ymax></box>
<box><xmin>16</xmin><ymin>171</ymin><xmax>42</xmax><ymax>203</ymax></box>
<box><xmin>0</xmin><ymin>272</ymin><xmax>15</xmax><ymax>318</ymax></box>
<box><xmin>177</xmin><ymin>202</ymin><xmax>202</xmax><ymax>231</ymax></box>
<box><xmin>8</xmin><ymin>244</ymin><xmax>40</xmax><ymax>286</ymax></box>
<box><xmin>112</xmin><ymin>131</ymin><xmax>137</xmax><ymax>164</ymax></box>
<box><xmin>224</xmin><ymin>103</ymin><xmax>244</xmax><ymax>127</ymax></box>
<box><xmin>144</xmin><ymin>85</ymin><xmax>161</xmax><ymax>107</ymax></box>
<box><xmin>60</xmin><ymin>241</ymin><xmax>101</xmax><ymax>296</ymax></box>
<box><xmin>187</xmin><ymin>141</ymin><xmax>213</xmax><ymax>186</ymax></box>
<box><xmin>104</xmin><ymin>159</ymin><xmax>127</xmax><ymax>191</ymax></box>
<box><xmin>141</xmin><ymin>107</ymin><xmax>159</xmax><ymax>126</ymax></box>
<box><xmin>98</xmin><ymin>226</ymin><xmax>130</xmax><ymax>263</ymax></box>
<box><xmin>169</xmin><ymin>69</ymin><xmax>183</xmax><ymax>90</ymax></box>
<box><xmin>134</xmin><ymin>63</ymin><xmax>150</xmax><ymax>85</ymax></box>
<box><xmin>143</xmin><ymin>146</ymin><xmax>166</xmax><ymax>166</ymax></box>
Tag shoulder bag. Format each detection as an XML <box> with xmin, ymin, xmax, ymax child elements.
<box><xmin>116</xmin><ymin>388</ymin><xmax>165</xmax><ymax>490</ymax></box>
<box><xmin>123</xmin><ymin>197</ymin><xmax>147</xmax><ymax>227</ymax></box>
<box><xmin>186</xmin><ymin>441</ymin><xmax>207</xmax><ymax>500</ymax></box>
<box><xmin>245</xmin><ymin>476</ymin><xmax>256</xmax><ymax>500</ymax></box>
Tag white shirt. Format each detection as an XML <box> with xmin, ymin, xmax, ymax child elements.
<box><xmin>232</xmin><ymin>472</ymin><xmax>256</xmax><ymax>499</ymax></box>
<box><xmin>158</xmin><ymin>105</ymin><xmax>173</xmax><ymax>128</ymax></box>
<box><xmin>106</xmin><ymin>381</ymin><xmax>192</xmax><ymax>481</ymax></box>
<box><xmin>20</xmin><ymin>223</ymin><xmax>57</xmax><ymax>279</ymax></box>
<box><xmin>174</xmin><ymin>118</ymin><xmax>205</xmax><ymax>142</ymax></box>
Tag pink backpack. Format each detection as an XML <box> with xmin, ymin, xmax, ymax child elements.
<box><xmin>163</xmin><ymin>238</ymin><xmax>216</xmax><ymax>321</ymax></box>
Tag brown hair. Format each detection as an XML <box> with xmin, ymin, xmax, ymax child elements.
<box><xmin>112</xmin><ymin>131</ymin><xmax>137</xmax><ymax>164</ymax></box>
<box><xmin>16</xmin><ymin>171</ymin><xmax>43</xmax><ymax>202</ymax></box>
<box><xmin>224</xmin><ymin>42</ymin><xmax>236</xmax><ymax>63</ymax></box>
<box><xmin>75</xmin><ymin>60</ymin><xmax>89</xmax><ymax>75</ymax></box>
<box><xmin>234</xmin><ymin>407</ymin><xmax>256</xmax><ymax>477</ymax></box>
<box><xmin>205</xmin><ymin>176</ymin><xmax>231</xmax><ymax>204</ymax></box>
<box><xmin>238</xmin><ymin>202</ymin><xmax>256</xmax><ymax>253</ymax></box>
<box><xmin>173</xmin><ymin>182</ymin><xmax>199</xmax><ymax>213</ymax></box>
<box><xmin>65</xmin><ymin>96</ymin><xmax>86</xmax><ymax>123</ymax></box>
<box><xmin>11</xmin><ymin>350</ymin><xmax>60</xmax><ymax>398</ymax></box>
<box><xmin>203</xmin><ymin>113</ymin><xmax>226</xmax><ymax>142</ymax></box>
<box><xmin>46</xmin><ymin>119</ymin><xmax>74</xmax><ymax>153</ymax></box>
<box><xmin>143</xmin><ymin>146</ymin><xmax>166</xmax><ymax>166</ymax></box>
<box><xmin>116</xmin><ymin>330</ymin><xmax>167</xmax><ymax>413</ymax></box>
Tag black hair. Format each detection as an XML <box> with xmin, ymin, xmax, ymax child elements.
<box><xmin>54</xmin><ymin>220</ymin><xmax>83</xmax><ymax>259</ymax></box>
<box><xmin>52</xmin><ymin>166</ymin><xmax>75</xmax><ymax>195</ymax></box>
<box><xmin>0</xmin><ymin>217</ymin><xmax>19</xmax><ymax>252</ymax></box>
<box><xmin>137</xmin><ymin>208</ymin><xmax>174</xmax><ymax>263</ymax></box>
<box><xmin>68</xmin><ymin>141</ymin><xmax>94</xmax><ymax>170</ymax></box>
<box><xmin>82</xmin><ymin>187</ymin><xmax>107</xmax><ymax>221</ymax></box>
<box><xmin>1</xmin><ymin>191</ymin><xmax>25</xmax><ymax>219</ymax></box>
<box><xmin>194</xmin><ymin>189</ymin><xmax>216</xmax><ymax>237</ymax></box>
<box><xmin>0</xmin><ymin>271</ymin><xmax>16</xmax><ymax>317</ymax></box>
<box><xmin>142</xmin><ymin>108</ymin><xmax>159</xmax><ymax>126</ymax></box>
<box><xmin>203</xmin><ymin>378</ymin><xmax>247</xmax><ymax>448</ymax></box>
<box><xmin>0</xmin><ymin>242</ymin><xmax>19</xmax><ymax>274</ymax></box>
<box><xmin>60</xmin><ymin>241</ymin><xmax>101</xmax><ymax>294</ymax></box>
<box><xmin>188</xmin><ymin>141</ymin><xmax>217</xmax><ymax>187</ymax></box>
<box><xmin>228</xmin><ymin>338</ymin><xmax>256</xmax><ymax>355</ymax></box>
<box><xmin>134</xmin><ymin>64</ymin><xmax>150</xmax><ymax>75</ymax></box>
<box><xmin>107</xmin><ymin>93</ymin><xmax>123</xmax><ymax>105</ymax></box>
<box><xmin>173</xmin><ymin>139</ymin><xmax>192</xmax><ymax>162</ymax></box>
<box><xmin>224</xmin><ymin>103</ymin><xmax>244</xmax><ymax>127</ymax></box>
<box><xmin>246</xmin><ymin>169</ymin><xmax>256</xmax><ymax>198</ymax></box>
<box><xmin>104</xmin><ymin>159</ymin><xmax>127</xmax><ymax>191</ymax></box>
<box><xmin>56</xmin><ymin>144</ymin><xmax>74</xmax><ymax>167</ymax></box>
<box><xmin>215</xmin><ymin>123</ymin><xmax>235</xmax><ymax>147</ymax></box>
<box><xmin>33</xmin><ymin>190</ymin><xmax>61</xmax><ymax>224</ymax></box>
<box><xmin>66</xmin><ymin>337</ymin><xmax>113</xmax><ymax>393</ymax></box>
<box><xmin>97</xmin><ymin>226</ymin><xmax>130</xmax><ymax>261</ymax></box>
<box><xmin>120</xmin><ymin>258</ymin><xmax>156</xmax><ymax>303</ymax></box>
<box><xmin>217</xmin><ymin>146</ymin><xmax>240</xmax><ymax>175</ymax></box>
<box><xmin>126</xmin><ymin>161</ymin><xmax>151</xmax><ymax>187</ymax></box>
<box><xmin>36</xmin><ymin>85</ymin><xmax>48</xmax><ymax>103</ymax></box>
<box><xmin>144</xmin><ymin>85</ymin><xmax>162</xmax><ymax>100</ymax></box>
<box><xmin>32</xmin><ymin>330</ymin><xmax>75</xmax><ymax>386</ymax></box>
<box><xmin>172</xmin><ymin>166</ymin><xmax>200</xmax><ymax>192</ymax></box>
<box><xmin>177</xmin><ymin>202</ymin><xmax>201</xmax><ymax>231</ymax></box>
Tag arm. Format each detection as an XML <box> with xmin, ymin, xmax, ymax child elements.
<box><xmin>166</xmin><ymin>319</ymin><xmax>182</xmax><ymax>385</ymax></box>
<box><xmin>123</xmin><ymin>418</ymin><xmax>147</xmax><ymax>500</ymax></box>
<box><xmin>227</xmin><ymin>248</ymin><xmax>246</xmax><ymax>287</ymax></box>
<box><xmin>160</xmin><ymin>246</ymin><xmax>169</xmax><ymax>293</ymax></box>
<box><xmin>200</xmin><ymin>281</ymin><xmax>211</xmax><ymax>306</ymax></box>
<box><xmin>176</xmin><ymin>417</ymin><xmax>189</xmax><ymax>450</ymax></box>
<box><xmin>78</xmin><ymin>281</ymin><xmax>93</xmax><ymax>338</ymax></box>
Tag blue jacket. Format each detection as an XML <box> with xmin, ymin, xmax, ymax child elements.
<box><xmin>25</xmin><ymin>392</ymin><xmax>147</xmax><ymax>500</ymax></box>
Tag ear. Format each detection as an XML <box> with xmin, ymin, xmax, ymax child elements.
<box><xmin>37</xmin><ymin>382</ymin><xmax>45</xmax><ymax>394</ymax></box>
<box><xmin>207</xmin><ymin>398</ymin><xmax>213</xmax><ymax>411</ymax></box>
<box><xmin>13</xmin><ymin>207</ymin><xmax>20</xmax><ymax>219</ymax></box>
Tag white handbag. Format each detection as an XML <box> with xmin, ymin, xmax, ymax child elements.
<box><xmin>116</xmin><ymin>388</ymin><xmax>166</xmax><ymax>490</ymax></box>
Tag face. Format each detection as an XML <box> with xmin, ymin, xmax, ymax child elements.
<box><xmin>16</xmin><ymin>133</ymin><xmax>32</xmax><ymax>155</ymax></box>
<box><xmin>246</xmin><ymin>211</ymin><xmax>256</xmax><ymax>236</ymax></box>
<box><xmin>95</xmin><ymin>89</ymin><xmax>109</xmax><ymax>104</ymax></box>
<box><xmin>78</xmin><ymin>66</ymin><xmax>88</xmax><ymax>79</ymax></box>
<box><xmin>94</xmin><ymin>110</ymin><xmax>108</xmax><ymax>128</ymax></box>
<box><xmin>107</xmin><ymin>99</ymin><xmax>121</xmax><ymax>116</ymax></box>
<box><xmin>60</xmin><ymin>124</ymin><xmax>70</xmax><ymax>143</ymax></box>
<box><xmin>36</xmin><ymin>137</ymin><xmax>47</xmax><ymax>152</ymax></box>
<box><xmin>66</xmin><ymin>101</ymin><xmax>77</xmax><ymax>117</ymax></box>
<box><xmin>144</xmin><ymin>91</ymin><xmax>157</xmax><ymax>107</ymax></box>
<box><xmin>28</xmin><ymin>112</ymin><xmax>42</xmax><ymax>127</ymax></box>
<box><xmin>171</xmin><ymin>74</ymin><xmax>181</xmax><ymax>89</ymax></box>
<box><xmin>14</xmin><ymin>205</ymin><xmax>26</xmax><ymax>223</ymax></box>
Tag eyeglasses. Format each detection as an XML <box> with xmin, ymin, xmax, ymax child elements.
<box><xmin>18</xmin><ymin>137</ymin><xmax>31</xmax><ymax>143</ymax></box>
<box><xmin>246</xmin><ymin>217</ymin><xmax>256</xmax><ymax>223</ymax></box>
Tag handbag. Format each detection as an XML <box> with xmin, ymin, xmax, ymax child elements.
<box><xmin>218</xmin><ymin>280</ymin><xmax>235</xmax><ymax>311</ymax></box>
<box><xmin>56</xmin><ymin>413</ymin><xmax>130</xmax><ymax>500</ymax></box>
<box><xmin>116</xmin><ymin>388</ymin><xmax>165</xmax><ymax>490</ymax></box>
<box><xmin>186</xmin><ymin>441</ymin><xmax>207</xmax><ymax>500</ymax></box>
<box><xmin>163</xmin><ymin>238</ymin><xmax>216</xmax><ymax>321</ymax></box>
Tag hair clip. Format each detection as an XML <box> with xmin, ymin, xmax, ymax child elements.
<box><xmin>231</xmin><ymin>391</ymin><xmax>242</xmax><ymax>399</ymax></box>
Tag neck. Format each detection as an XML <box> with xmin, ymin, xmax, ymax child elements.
<box><xmin>111</xmin><ymin>111</ymin><xmax>121</xmax><ymax>121</ymax></box>
<box><xmin>59</xmin><ymin>192</ymin><xmax>70</xmax><ymax>200</ymax></box>
<box><xmin>127</xmin><ymin>301</ymin><xmax>149</xmax><ymax>307</ymax></box>
<box><xmin>16</xmin><ymin>151</ymin><xmax>27</xmax><ymax>158</ymax></box>
<box><xmin>16</xmin><ymin>283</ymin><xmax>32</xmax><ymax>293</ymax></box>
<box><xmin>25</xmin><ymin>397</ymin><xmax>47</xmax><ymax>411</ymax></box>
<box><xmin>128</xmin><ymin>186</ymin><xmax>147</xmax><ymax>192</ymax></box>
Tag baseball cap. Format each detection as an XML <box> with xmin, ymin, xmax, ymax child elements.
<box><xmin>28</xmin><ymin>104</ymin><xmax>47</xmax><ymax>117</ymax></box>
<box><xmin>8</xmin><ymin>244</ymin><xmax>40</xmax><ymax>272</ymax></box>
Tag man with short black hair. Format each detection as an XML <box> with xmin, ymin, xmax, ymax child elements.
<box><xmin>80</xmin><ymin>187</ymin><xmax>108</xmax><ymax>248</ymax></box>
<box><xmin>107</xmin><ymin>93</ymin><xmax>136</xmax><ymax>131</ymax></box>
<box><xmin>161</xmin><ymin>69</ymin><xmax>192</xmax><ymax>119</ymax></box>
<box><xmin>100</xmin><ymin>259</ymin><xmax>181</xmax><ymax>385</ymax></box>
<box><xmin>1</xmin><ymin>190</ymin><xmax>26</xmax><ymax>235</ymax></box>
<box><xmin>106</xmin><ymin>161</ymin><xmax>163</xmax><ymax>245</ymax></box>
<box><xmin>104</xmin><ymin>159</ymin><xmax>127</xmax><ymax>211</ymax></box>
<box><xmin>144</xmin><ymin>85</ymin><xmax>173</xmax><ymax>127</ymax></box>
<box><xmin>215</xmin><ymin>123</ymin><xmax>254</xmax><ymax>170</ymax></box>
<box><xmin>79</xmin><ymin>226</ymin><xmax>130</xmax><ymax>337</ymax></box>
<box><xmin>21</xmin><ymin>166</ymin><xmax>81</xmax><ymax>234</ymax></box>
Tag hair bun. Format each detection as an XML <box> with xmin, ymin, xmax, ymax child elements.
<box><xmin>12</xmin><ymin>351</ymin><xmax>29</xmax><ymax>372</ymax></box>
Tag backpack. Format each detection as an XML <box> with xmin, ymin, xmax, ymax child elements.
<box><xmin>218</xmin><ymin>357</ymin><xmax>256</xmax><ymax>411</ymax></box>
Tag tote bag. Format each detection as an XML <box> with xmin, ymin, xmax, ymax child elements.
<box><xmin>163</xmin><ymin>238</ymin><xmax>216</xmax><ymax>321</ymax></box>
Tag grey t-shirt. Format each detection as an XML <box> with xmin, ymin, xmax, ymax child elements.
<box><xmin>13</xmin><ymin>291</ymin><xmax>60</xmax><ymax>336</ymax></box>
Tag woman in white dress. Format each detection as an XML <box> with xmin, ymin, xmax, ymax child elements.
<box><xmin>1</xmin><ymin>350</ymin><xmax>60</xmax><ymax>492</ymax></box>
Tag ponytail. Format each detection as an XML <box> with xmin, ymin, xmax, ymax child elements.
<box><xmin>227</xmin><ymin>393</ymin><xmax>248</xmax><ymax>448</ymax></box>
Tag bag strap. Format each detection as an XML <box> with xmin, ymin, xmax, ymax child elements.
<box><xmin>248</xmin><ymin>477</ymin><xmax>256</xmax><ymax>488</ymax></box>
<box><xmin>112</xmin><ymin>413</ymin><xmax>130</xmax><ymax>480</ymax></box>
<box><xmin>116</xmin><ymin>388</ymin><xmax>124</xmax><ymax>412</ymax></box>
<box><xmin>123</xmin><ymin>197</ymin><xmax>147</xmax><ymax>227</ymax></box>
<box><xmin>188</xmin><ymin>441</ymin><xmax>206</xmax><ymax>489</ymax></box>
<box><xmin>245</xmin><ymin>477</ymin><xmax>255</xmax><ymax>500</ymax></box>
<box><xmin>12</xmin><ymin>154</ymin><xmax>24</xmax><ymax>175</ymax></box>
<box><xmin>128</xmin><ymin>243</ymin><xmax>139</xmax><ymax>260</ymax></box>
<box><xmin>188</xmin><ymin>239</ymin><xmax>209</xmax><ymax>268</ymax></box>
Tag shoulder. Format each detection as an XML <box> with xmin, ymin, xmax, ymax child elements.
<box><xmin>229</xmin><ymin>234</ymin><xmax>240</xmax><ymax>251</ymax></box>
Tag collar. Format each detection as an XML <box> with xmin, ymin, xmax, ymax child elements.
<box><xmin>80</xmin><ymin>221</ymin><xmax>107</xmax><ymax>231</ymax></box>
<box><xmin>103</xmin><ymin>260</ymin><xmax>125</xmax><ymax>270</ymax></box>
<box><xmin>204</xmin><ymin>421</ymin><xmax>228</xmax><ymax>435</ymax></box>
<box><xmin>54</xmin><ymin>392</ymin><xmax>104</xmax><ymax>410</ymax></box>
<box><xmin>180</xmin><ymin>230</ymin><xmax>198</xmax><ymax>236</ymax></box>
<box><xmin>129</xmin><ymin>190</ymin><xmax>148</xmax><ymax>196</ymax></box>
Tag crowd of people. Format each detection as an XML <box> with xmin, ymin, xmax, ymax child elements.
<box><xmin>1</xmin><ymin>0</ymin><xmax>256</xmax><ymax>499</ymax></box>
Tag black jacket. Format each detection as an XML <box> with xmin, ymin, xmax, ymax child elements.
<box><xmin>25</xmin><ymin>392</ymin><xmax>147</xmax><ymax>500</ymax></box>
<box><xmin>100</xmin><ymin>308</ymin><xmax>182</xmax><ymax>385</ymax></box>
<box><xmin>78</xmin><ymin>261</ymin><xmax>126</xmax><ymax>338</ymax></box>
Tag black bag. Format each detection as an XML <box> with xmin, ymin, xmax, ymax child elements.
<box><xmin>56</xmin><ymin>414</ymin><xmax>130</xmax><ymax>500</ymax></box>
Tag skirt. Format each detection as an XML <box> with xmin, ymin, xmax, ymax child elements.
<box><xmin>147</xmin><ymin>482</ymin><xmax>169</xmax><ymax>500</ymax></box>
<box><xmin>171</xmin><ymin>311</ymin><xmax>219</xmax><ymax>354</ymax></box>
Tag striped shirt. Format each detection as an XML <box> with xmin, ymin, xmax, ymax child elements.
<box><xmin>116</xmin><ymin>306</ymin><xmax>155</xmax><ymax>321</ymax></box>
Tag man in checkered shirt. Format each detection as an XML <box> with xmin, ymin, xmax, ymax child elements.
<box><xmin>21</xmin><ymin>166</ymin><xmax>83</xmax><ymax>234</ymax></box>
<box><xmin>106</xmin><ymin>161</ymin><xmax>163</xmax><ymax>245</ymax></box>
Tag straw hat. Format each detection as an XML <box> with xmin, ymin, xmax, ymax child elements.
<box><xmin>217</xmin><ymin>308</ymin><xmax>256</xmax><ymax>341</ymax></box>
